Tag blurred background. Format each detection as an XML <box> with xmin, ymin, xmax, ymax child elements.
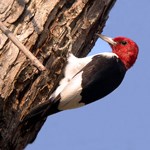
<box><xmin>27</xmin><ymin>0</ymin><xmax>150</xmax><ymax>149</ymax></box>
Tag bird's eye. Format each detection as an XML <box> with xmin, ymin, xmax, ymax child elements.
<box><xmin>120</xmin><ymin>41</ymin><xmax>127</xmax><ymax>45</ymax></box>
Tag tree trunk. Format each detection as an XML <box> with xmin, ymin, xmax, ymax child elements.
<box><xmin>0</xmin><ymin>0</ymin><xmax>116</xmax><ymax>149</ymax></box>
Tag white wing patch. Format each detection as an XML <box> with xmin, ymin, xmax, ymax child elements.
<box><xmin>58</xmin><ymin>71</ymin><xmax>85</xmax><ymax>110</ymax></box>
<box><xmin>61</xmin><ymin>53</ymin><xmax>92</xmax><ymax>83</ymax></box>
<box><xmin>50</xmin><ymin>53</ymin><xmax>92</xmax><ymax>98</ymax></box>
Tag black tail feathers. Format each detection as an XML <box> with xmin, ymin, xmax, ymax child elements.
<box><xmin>21</xmin><ymin>97</ymin><xmax>61</xmax><ymax>124</ymax></box>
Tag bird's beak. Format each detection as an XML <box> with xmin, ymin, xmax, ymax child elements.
<box><xmin>96</xmin><ymin>34</ymin><xmax>117</xmax><ymax>45</ymax></box>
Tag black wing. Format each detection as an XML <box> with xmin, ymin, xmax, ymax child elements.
<box><xmin>80</xmin><ymin>54</ymin><xmax>126</xmax><ymax>104</ymax></box>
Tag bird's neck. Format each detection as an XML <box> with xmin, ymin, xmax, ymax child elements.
<box><xmin>113</xmin><ymin>50</ymin><xmax>137</xmax><ymax>70</ymax></box>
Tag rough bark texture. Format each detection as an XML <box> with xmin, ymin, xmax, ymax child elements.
<box><xmin>0</xmin><ymin>0</ymin><xmax>116</xmax><ymax>149</ymax></box>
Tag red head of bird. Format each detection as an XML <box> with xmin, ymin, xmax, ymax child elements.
<box><xmin>97</xmin><ymin>34</ymin><xmax>139</xmax><ymax>69</ymax></box>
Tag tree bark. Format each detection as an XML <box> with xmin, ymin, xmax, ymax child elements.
<box><xmin>0</xmin><ymin>0</ymin><xmax>116</xmax><ymax>149</ymax></box>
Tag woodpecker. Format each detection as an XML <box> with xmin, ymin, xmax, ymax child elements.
<box><xmin>23</xmin><ymin>34</ymin><xmax>139</xmax><ymax>122</ymax></box>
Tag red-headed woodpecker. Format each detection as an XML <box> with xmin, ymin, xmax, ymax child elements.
<box><xmin>23</xmin><ymin>34</ymin><xmax>139</xmax><ymax>121</ymax></box>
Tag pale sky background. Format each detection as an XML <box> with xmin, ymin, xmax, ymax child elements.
<box><xmin>27</xmin><ymin>0</ymin><xmax>150</xmax><ymax>149</ymax></box>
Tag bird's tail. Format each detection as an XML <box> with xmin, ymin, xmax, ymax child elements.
<box><xmin>21</xmin><ymin>97</ymin><xmax>61</xmax><ymax>123</ymax></box>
